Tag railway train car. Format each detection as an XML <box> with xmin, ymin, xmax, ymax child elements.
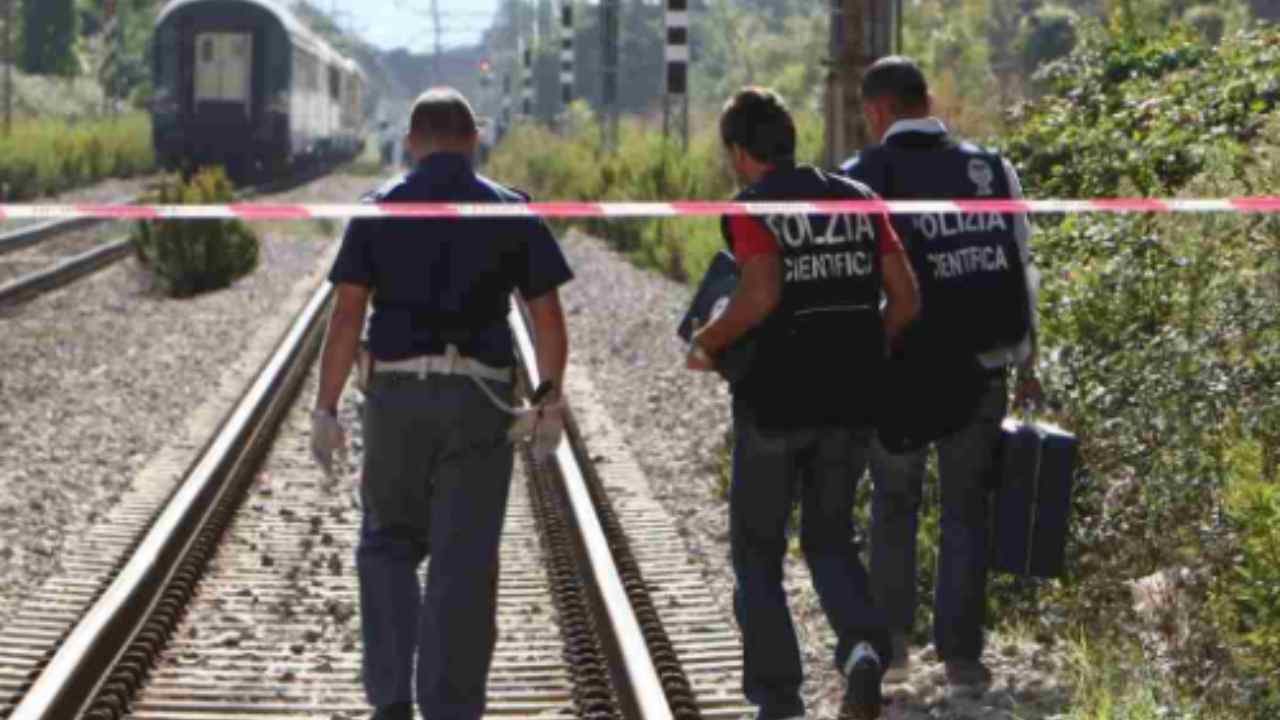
<box><xmin>151</xmin><ymin>0</ymin><xmax>365</xmax><ymax>179</ymax></box>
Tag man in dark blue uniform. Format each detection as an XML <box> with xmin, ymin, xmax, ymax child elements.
<box><xmin>840</xmin><ymin>57</ymin><xmax>1043</xmax><ymax>695</ymax></box>
<box><xmin>310</xmin><ymin>88</ymin><xmax>573</xmax><ymax>720</ymax></box>
<box><xmin>688</xmin><ymin>87</ymin><xmax>920</xmax><ymax>720</ymax></box>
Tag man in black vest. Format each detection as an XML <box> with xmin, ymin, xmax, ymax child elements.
<box><xmin>688</xmin><ymin>87</ymin><xmax>920</xmax><ymax>720</ymax></box>
<box><xmin>840</xmin><ymin>57</ymin><xmax>1043</xmax><ymax>694</ymax></box>
<box><xmin>311</xmin><ymin>88</ymin><xmax>573</xmax><ymax>720</ymax></box>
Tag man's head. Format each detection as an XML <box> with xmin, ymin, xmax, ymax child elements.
<box><xmin>405</xmin><ymin>87</ymin><xmax>479</xmax><ymax>162</ymax></box>
<box><xmin>719</xmin><ymin>87</ymin><xmax>796</xmax><ymax>186</ymax></box>
<box><xmin>860</xmin><ymin>56</ymin><xmax>931</xmax><ymax>142</ymax></box>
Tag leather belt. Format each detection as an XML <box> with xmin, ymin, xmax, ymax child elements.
<box><xmin>374</xmin><ymin>344</ymin><xmax>512</xmax><ymax>384</ymax></box>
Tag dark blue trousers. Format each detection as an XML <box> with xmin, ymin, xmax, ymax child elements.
<box><xmin>729</xmin><ymin>399</ymin><xmax>890</xmax><ymax>719</ymax></box>
<box><xmin>356</xmin><ymin>374</ymin><xmax>514</xmax><ymax>720</ymax></box>
<box><xmin>868</xmin><ymin>373</ymin><xmax>1007</xmax><ymax>662</ymax></box>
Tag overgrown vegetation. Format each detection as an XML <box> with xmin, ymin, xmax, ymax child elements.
<box><xmin>131</xmin><ymin>168</ymin><xmax>260</xmax><ymax>298</ymax></box>
<box><xmin>0</xmin><ymin>113</ymin><xmax>154</xmax><ymax>199</ymax></box>
<box><xmin>992</xmin><ymin>25</ymin><xmax>1280</xmax><ymax>717</ymax></box>
<box><xmin>490</xmin><ymin>7</ymin><xmax>1280</xmax><ymax>717</ymax></box>
<box><xmin>488</xmin><ymin>99</ymin><xmax>823</xmax><ymax>284</ymax></box>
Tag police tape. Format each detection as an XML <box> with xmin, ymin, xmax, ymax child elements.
<box><xmin>2</xmin><ymin>197</ymin><xmax>1280</xmax><ymax>221</ymax></box>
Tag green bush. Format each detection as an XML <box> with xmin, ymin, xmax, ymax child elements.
<box><xmin>1185</xmin><ymin>5</ymin><xmax>1227</xmax><ymax>45</ymax></box>
<box><xmin>132</xmin><ymin>168</ymin><xmax>260</xmax><ymax>298</ymax></box>
<box><xmin>487</xmin><ymin>100</ymin><xmax>823</xmax><ymax>283</ymax></box>
<box><xmin>1018</xmin><ymin>5</ymin><xmax>1081</xmax><ymax>78</ymax></box>
<box><xmin>0</xmin><ymin>112</ymin><xmax>155</xmax><ymax>199</ymax></box>
<box><xmin>996</xmin><ymin>25</ymin><xmax>1280</xmax><ymax>715</ymax></box>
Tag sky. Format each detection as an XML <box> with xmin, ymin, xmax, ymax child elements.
<box><xmin>319</xmin><ymin>0</ymin><xmax>502</xmax><ymax>52</ymax></box>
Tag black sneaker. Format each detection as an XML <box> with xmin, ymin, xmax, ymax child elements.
<box><xmin>840</xmin><ymin>642</ymin><xmax>882</xmax><ymax>720</ymax></box>
<box><xmin>370</xmin><ymin>702</ymin><xmax>412</xmax><ymax>720</ymax></box>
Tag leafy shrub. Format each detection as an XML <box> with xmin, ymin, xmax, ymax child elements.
<box><xmin>132</xmin><ymin>168</ymin><xmax>260</xmax><ymax>298</ymax></box>
<box><xmin>996</xmin><ymin>25</ymin><xmax>1280</xmax><ymax>714</ymax></box>
<box><xmin>1185</xmin><ymin>5</ymin><xmax>1227</xmax><ymax>45</ymax></box>
<box><xmin>1018</xmin><ymin>5</ymin><xmax>1081</xmax><ymax>77</ymax></box>
<box><xmin>0</xmin><ymin>112</ymin><xmax>155</xmax><ymax>199</ymax></box>
<box><xmin>487</xmin><ymin>100</ymin><xmax>823</xmax><ymax>283</ymax></box>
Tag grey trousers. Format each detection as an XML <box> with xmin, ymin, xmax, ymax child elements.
<box><xmin>356</xmin><ymin>373</ymin><xmax>514</xmax><ymax>720</ymax></box>
<box><xmin>868</xmin><ymin>373</ymin><xmax>1007</xmax><ymax>662</ymax></box>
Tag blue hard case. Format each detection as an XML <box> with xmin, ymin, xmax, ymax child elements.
<box><xmin>990</xmin><ymin>418</ymin><xmax>1078</xmax><ymax>578</ymax></box>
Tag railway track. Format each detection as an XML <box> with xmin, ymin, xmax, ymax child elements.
<box><xmin>0</xmin><ymin>260</ymin><xmax>753</xmax><ymax>718</ymax></box>
<box><xmin>0</xmin><ymin>164</ymin><xmax>343</xmax><ymax>309</ymax></box>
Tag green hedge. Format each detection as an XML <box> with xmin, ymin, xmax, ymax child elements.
<box><xmin>486</xmin><ymin>100</ymin><xmax>823</xmax><ymax>284</ymax></box>
<box><xmin>0</xmin><ymin>112</ymin><xmax>155</xmax><ymax>199</ymax></box>
<box><xmin>132</xmin><ymin>168</ymin><xmax>259</xmax><ymax>298</ymax></box>
<box><xmin>998</xmin><ymin>26</ymin><xmax>1280</xmax><ymax>716</ymax></box>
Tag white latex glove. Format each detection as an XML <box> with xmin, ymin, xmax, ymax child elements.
<box><xmin>531</xmin><ymin>399</ymin><xmax>566</xmax><ymax>462</ymax></box>
<box><xmin>507</xmin><ymin>407</ymin><xmax>539</xmax><ymax>443</ymax></box>
<box><xmin>311</xmin><ymin>409</ymin><xmax>347</xmax><ymax>476</ymax></box>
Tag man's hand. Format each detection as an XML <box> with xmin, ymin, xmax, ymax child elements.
<box><xmin>686</xmin><ymin>322</ymin><xmax>716</xmax><ymax>372</ymax></box>
<box><xmin>311</xmin><ymin>409</ymin><xmax>347</xmax><ymax>476</ymax></box>
<box><xmin>686</xmin><ymin>343</ymin><xmax>715</xmax><ymax>372</ymax></box>
<box><xmin>1014</xmin><ymin>368</ymin><xmax>1045</xmax><ymax>410</ymax></box>
<box><xmin>531</xmin><ymin>398</ymin><xmax>566</xmax><ymax>461</ymax></box>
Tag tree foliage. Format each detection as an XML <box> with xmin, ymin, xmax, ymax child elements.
<box><xmin>998</xmin><ymin>25</ymin><xmax>1280</xmax><ymax>715</ymax></box>
<box><xmin>22</xmin><ymin>0</ymin><xmax>79</xmax><ymax>77</ymax></box>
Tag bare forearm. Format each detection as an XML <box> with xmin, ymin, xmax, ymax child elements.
<box><xmin>526</xmin><ymin>290</ymin><xmax>569</xmax><ymax>399</ymax></box>
<box><xmin>316</xmin><ymin>313</ymin><xmax>362</xmax><ymax>413</ymax></box>
<box><xmin>536</xmin><ymin>323</ymin><xmax>568</xmax><ymax>398</ymax></box>
<box><xmin>883</xmin><ymin>298</ymin><xmax>914</xmax><ymax>350</ymax></box>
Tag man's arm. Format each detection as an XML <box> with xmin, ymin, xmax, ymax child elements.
<box><xmin>881</xmin><ymin>250</ymin><xmax>920</xmax><ymax>350</ymax></box>
<box><xmin>693</xmin><ymin>253</ymin><xmax>782</xmax><ymax>357</ymax></box>
<box><xmin>1004</xmin><ymin>158</ymin><xmax>1045</xmax><ymax>406</ymax></box>
<box><xmin>315</xmin><ymin>283</ymin><xmax>371</xmax><ymax>414</ymax></box>
<box><xmin>526</xmin><ymin>289</ymin><xmax>569</xmax><ymax>399</ymax></box>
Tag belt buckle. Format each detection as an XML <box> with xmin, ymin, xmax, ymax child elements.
<box><xmin>444</xmin><ymin>344</ymin><xmax>460</xmax><ymax>375</ymax></box>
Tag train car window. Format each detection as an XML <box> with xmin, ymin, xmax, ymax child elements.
<box><xmin>329</xmin><ymin>66</ymin><xmax>341</xmax><ymax>100</ymax></box>
<box><xmin>202</xmin><ymin>38</ymin><xmax>215</xmax><ymax>63</ymax></box>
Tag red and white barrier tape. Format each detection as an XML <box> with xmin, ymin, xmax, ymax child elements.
<box><xmin>2</xmin><ymin>197</ymin><xmax>1280</xmax><ymax>221</ymax></box>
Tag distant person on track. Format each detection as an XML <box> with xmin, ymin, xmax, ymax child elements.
<box><xmin>839</xmin><ymin>56</ymin><xmax>1044</xmax><ymax>695</ymax></box>
<box><xmin>686</xmin><ymin>87</ymin><xmax>920</xmax><ymax>720</ymax></box>
<box><xmin>310</xmin><ymin>87</ymin><xmax>573</xmax><ymax>720</ymax></box>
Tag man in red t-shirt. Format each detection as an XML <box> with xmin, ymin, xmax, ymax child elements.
<box><xmin>686</xmin><ymin>87</ymin><xmax>919</xmax><ymax>720</ymax></box>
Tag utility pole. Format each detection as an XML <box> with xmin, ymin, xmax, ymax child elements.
<box><xmin>601</xmin><ymin>0</ymin><xmax>619</xmax><ymax>148</ymax></box>
<box><xmin>431</xmin><ymin>0</ymin><xmax>442</xmax><ymax>83</ymax></box>
<box><xmin>559</xmin><ymin>1</ymin><xmax>573</xmax><ymax>108</ymax></box>
<box><xmin>825</xmin><ymin>0</ymin><xmax>899</xmax><ymax>166</ymax></box>
<box><xmin>521</xmin><ymin>38</ymin><xmax>533</xmax><ymax>116</ymax></box>
<box><xmin>2</xmin><ymin>0</ymin><xmax>11</xmax><ymax>137</ymax></box>
<box><xmin>663</xmin><ymin>0</ymin><xmax>689</xmax><ymax>149</ymax></box>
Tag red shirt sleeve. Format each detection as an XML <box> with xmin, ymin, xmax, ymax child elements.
<box><xmin>876</xmin><ymin>214</ymin><xmax>905</xmax><ymax>257</ymax></box>
<box><xmin>727</xmin><ymin>215</ymin><xmax>779</xmax><ymax>263</ymax></box>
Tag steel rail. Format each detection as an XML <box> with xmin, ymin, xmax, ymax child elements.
<box><xmin>507</xmin><ymin>300</ymin><xmax>676</xmax><ymax>720</ymax></box>
<box><xmin>0</xmin><ymin>163</ymin><xmax>342</xmax><ymax>309</ymax></box>
<box><xmin>0</xmin><ymin>237</ymin><xmax>132</xmax><ymax>307</ymax></box>
<box><xmin>7</xmin><ymin>278</ymin><xmax>333</xmax><ymax>720</ymax></box>
<box><xmin>0</xmin><ymin>194</ymin><xmax>139</xmax><ymax>259</ymax></box>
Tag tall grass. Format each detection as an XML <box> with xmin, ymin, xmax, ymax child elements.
<box><xmin>486</xmin><ymin>101</ymin><xmax>823</xmax><ymax>283</ymax></box>
<box><xmin>0</xmin><ymin>113</ymin><xmax>155</xmax><ymax>199</ymax></box>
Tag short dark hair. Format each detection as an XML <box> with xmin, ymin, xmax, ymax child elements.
<box><xmin>409</xmin><ymin>87</ymin><xmax>478</xmax><ymax>141</ymax></box>
<box><xmin>861</xmin><ymin>56</ymin><xmax>929</xmax><ymax>112</ymax></box>
<box><xmin>719</xmin><ymin>87</ymin><xmax>796</xmax><ymax>165</ymax></box>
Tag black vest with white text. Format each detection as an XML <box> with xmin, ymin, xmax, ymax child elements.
<box><xmin>720</xmin><ymin>165</ymin><xmax>886</xmax><ymax>429</ymax></box>
<box><xmin>849</xmin><ymin>134</ymin><xmax>1031</xmax><ymax>357</ymax></box>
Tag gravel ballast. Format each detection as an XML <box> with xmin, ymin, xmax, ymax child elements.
<box><xmin>0</xmin><ymin>172</ymin><xmax>378</xmax><ymax>629</ymax></box>
<box><xmin>559</xmin><ymin>231</ymin><xmax>1074</xmax><ymax>719</ymax></box>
